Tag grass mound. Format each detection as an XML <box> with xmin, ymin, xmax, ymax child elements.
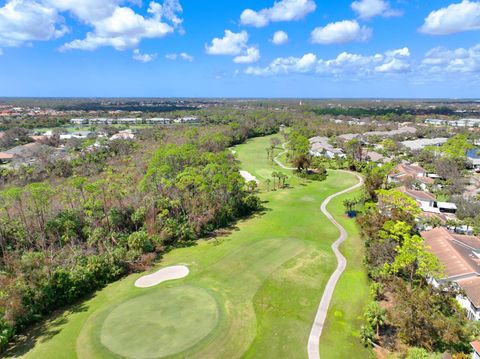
<box><xmin>100</xmin><ymin>286</ymin><xmax>218</xmax><ymax>358</ymax></box>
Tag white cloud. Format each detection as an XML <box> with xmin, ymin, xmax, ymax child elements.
<box><xmin>0</xmin><ymin>0</ymin><xmax>68</xmax><ymax>47</ymax></box>
<box><xmin>133</xmin><ymin>48</ymin><xmax>156</xmax><ymax>62</ymax></box>
<box><xmin>311</xmin><ymin>20</ymin><xmax>372</xmax><ymax>44</ymax></box>
<box><xmin>272</xmin><ymin>30</ymin><xmax>288</xmax><ymax>45</ymax></box>
<box><xmin>245</xmin><ymin>53</ymin><xmax>318</xmax><ymax>75</ymax></box>
<box><xmin>375</xmin><ymin>58</ymin><xmax>410</xmax><ymax>73</ymax></box>
<box><xmin>318</xmin><ymin>51</ymin><xmax>384</xmax><ymax>76</ymax></box>
<box><xmin>166</xmin><ymin>52</ymin><xmax>194</xmax><ymax>61</ymax></box>
<box><xmin>351</xmin><ymin>0</ymin><xmax>402</xmax><ymax>20</ymax></box>
<box><xmin>240</xmin><ymin>0</ymin><xmax>316</xmax><ymax>27</ymax></box>
<box><xmin>234</xmin><ymin>47</ymin><xmax>260</xmax><ymax>63</ymax></box>
<box><xmin>61</xmin><ymin>2</ymin><xmax>180</xmax><ymax>51</ymax></box>
<box><xmin>205</xmin><ymin>29</ymin><xmax>259</xmax><ymax>63</ymax></box>
<box><xmin>45</xmin><ymin>0</ymin><xmax>119</xmax><ymax>22</ymax></box>
<box><xmin>422</xmin><ymin>44</ymin><xmax>480</xmax><ymax>73</ymax></box>
<box><xmin>420</xmin><ymin>0</ymin><xmax>480</xmax><ymax>35</ymax></box>
<box><xmin>205</xmin><ymin>30</ymin><xmax>249</xmax><ymax>55</ymax></box>
<box><xmin>244</xmin><ymin>47</ymin><xmax>411</xmax><ymax>77</ymax></box>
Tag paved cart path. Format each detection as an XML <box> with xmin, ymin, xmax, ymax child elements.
<box><xmin>307</xmin><ymin>171</ymin><xmax>363</xmax><ymax>359</ymax></box>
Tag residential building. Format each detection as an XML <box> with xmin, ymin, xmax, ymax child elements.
<box><xmin>70</xmin><ymin>118</ymin><xmax>88</xmax><ymax>125</ymax></box>
<box><xmin>472</xmin><ymin>341</ymin><xmax>480</xmax><ymax>359</ymax></box>
<box><xmin>401</xmin><ymin>138</ymin><xmax>448</xmax><ymax>151</ymax></box>
<box><xmin>309</xmin><ymin>136</ymin><xmax>345</xmax><ymax>159</ymax></box>
<box><xmin>399</xmin><ymin>186</ymin><xmax>457</xmax><ymax>216</ymax></box>
<box><xmin>388</xmin><ymin>163</ymin><xmax>434</xmax><ymax>189</ymax></box>
<box><xmin>421</xmin><ymin>227</ymin><xmax>480</xmax><ymax>320</ymax></box>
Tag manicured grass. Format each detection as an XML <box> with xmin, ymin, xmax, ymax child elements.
<box><xmin>6</xmin><ymin>135</ymin><xmax>371</xmax><ymax>359</ymax></box>
<box><xmin>320</xmin><ymin>190</ymin><xmax>374</xmax><ymax>359</ymax></box>
<box><xmin>100</xmin><ymin>286</ymin><xmax>219</xmax><ymax>358</ymax></box>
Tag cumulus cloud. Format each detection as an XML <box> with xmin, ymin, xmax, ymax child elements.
<box><xmin>271</xmin><ymin>30</ymin><xmax>288</xmax><ymax>45</ymax></box>
<box><xmin>422</xmin><ymin>44</ymin><xmax>480</xmax><ymax>73</ymax></box>
<box><xmin>0</xmin><ymin>0</ymin><xmax>68</xmax><ymax>47</ymax></box>
<box><xmin>166</xmin><ymin>52</ymin><xmax>194</xmax><ymax>61</ymax></box>
<box><xmin>245</xmin><ymin>53</ymin><xmax>318</xmax><ymax>75</ymax></box>
<box><xmin>133</xmin><ymin>49</ymin><xmax>156</xmax><ymax>62</ymax></box>
<box><xmin>0</xmin><ymin>0</ymin><xmax>183</xmax><ymax>51</ymax></box>
<box><xmin>420</xmin><ymin>0</ymin><xmax>480</xmax><ymax>35</ymax></box>
<box><xmin>234</xmin><ymin>47</ymin><xmax>261</xmax><ymax>63</ymax></box>
<box><xmin>205</xmin><ymin>29</ymin><xmax>259</xmax><ymax>63</ymax></box>
<box><xmin>61</xmin><ymin>1</ymin><xmax>181</xmax><ymax>51</ymax></box>
<box><xmin>244</xmin><ymin>47</ymin><xmax>411</xmax><ymax>77</ymax></box>
<box><xmin>205</xmin><ymin>30</ymin><xmax>249</xmax><ymax>56</ymax></box>
<box><xmin>311</xmin><ymin>20</ymin><xmax>372</xmax><ymax>44</ymax></box>
<box><xmin>240</xmin><ymin>0</ymin><xmax>316</xmax><ymax>27</ymax></box>
<box><xmin>351</xmin><ymin>0</ymin><xmax>402</xmax><ymax>20</ymax></box>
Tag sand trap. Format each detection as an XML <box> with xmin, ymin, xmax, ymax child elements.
<box><xmin>135</xmin><ymin>265</ymin><xmax>189</xmax><ymax>288</ymax></box>
<box><xmin>240</xmin><ymin>170</ymin><xmax>259</xmax><ymax>183</ymax></box>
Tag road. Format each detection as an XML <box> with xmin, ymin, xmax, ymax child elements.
<box><xmin>307</xmin><ymin>171</ymin><xmax>364</xmax><ymax>359</ymax></box>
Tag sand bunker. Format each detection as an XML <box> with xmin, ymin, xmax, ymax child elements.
<box><xmin>135</xmin><ymin>265</ymin><xmax>189</xmax><ymax>288</ymax></box>
<box><xmin>240</xmin><ymin>170</ymin><xmax>259</xmax><ymax>183</ymax></box>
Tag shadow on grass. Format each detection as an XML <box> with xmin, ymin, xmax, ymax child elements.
<box><xmin>5</xmin><ymin>301</ymin><xmax>90</xmax><ymax>358</ymax></box>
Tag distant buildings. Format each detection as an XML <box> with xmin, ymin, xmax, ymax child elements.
<box><xmin>70</xmin><ymin>116</ymin><xmax>199</xmax><ymax>126</ymax></box>
<box><xmin>424</xmin><ymin>118</ymin><xmax>480</xmax><ymax>127</ymax></box>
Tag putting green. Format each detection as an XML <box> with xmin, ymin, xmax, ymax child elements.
<box><xmin>100</xmin><ymin>286</ymin><xmax>219</xmax><ymax>358</ymax></box>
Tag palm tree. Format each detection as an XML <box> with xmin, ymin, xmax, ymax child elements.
<box><xmin>365</xmin><ymin>302</ymin><xmax>387</xmax><ymax>338</ymax></box>
<box><xmin>265</xmin><ymin>178</ymin><xmax>272</xmax><ymax>191</ymax></box>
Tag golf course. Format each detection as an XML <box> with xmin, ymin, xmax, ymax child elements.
<box><xmin>6</xmin><ymin>135</ymin><xmax>373</xmax><ymax>359</ymax></box>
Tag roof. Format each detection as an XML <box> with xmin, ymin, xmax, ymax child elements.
<box><xmin>0</xmin><ymin>152</ymin><xmax>13</xmax><ymax>160</ymax></box>
<box><xmin>365</xmin><ymin>150</ymin><xmax>388</xmax><ymax>163</ymax></box>
<box><xmin>421</xmin><ymin>227</ymin><xmax>480</xmax><ymax>278</ymax></box>
<box><xmin>390</xmin><ymin>163</ymin><xmax>434</xmax><ymax>185</ymax></box>
<box><xmin>4</xmin><ymin>142</ymin><xmax>54</xmax><ymax>158</ymax></box>
<box><xmin>398</xmin><ymin>186</ymin><xmax>436</xmax><ymax>202</ymax></box>
<box><xmin>457</xmin><ymin>277</ymin><xmax>480</xmax><ymax>307</ymax></box>
<box><xmin>472</xmin><ymin>341</ymin><xmax>480</xmax><ymax>353</ymax></box>
<box><xmin>401</xmin><ymin>138</ymin><xmax>448</xmax><ymax>150</ymax></box>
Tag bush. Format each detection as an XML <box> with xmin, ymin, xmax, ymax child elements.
<box><xmin>127</xmin><ymin>231</ymin><xmax>154</xmax><ymax>253</ymax></box>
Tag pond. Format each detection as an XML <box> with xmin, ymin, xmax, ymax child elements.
<box><xmin>467</xmin><ymin>148</ymin><xmax>480</xmax><ymax>159</ymax></box>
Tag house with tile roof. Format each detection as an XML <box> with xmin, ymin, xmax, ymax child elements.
<box><xmin>421</xmin><ymin>227</ymin><xmax>480</xmax><ymax>320</ymax></box>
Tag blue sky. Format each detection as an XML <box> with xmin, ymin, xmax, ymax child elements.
<box><xmin>0</xmin><ymin>0</ymin><xmax>480</xmax><ymax>98</ymax></box>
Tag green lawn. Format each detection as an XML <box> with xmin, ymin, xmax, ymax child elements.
<box><xmin>6</xmin><ymin>135</ymin><xmax>371</xmax><ymax>359</ymax></box>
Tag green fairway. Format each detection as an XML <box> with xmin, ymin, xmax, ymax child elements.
<box><xmin>6</xmin><ymin>135</ymin><xmax>371</xmax><ymax>359</ymax></box>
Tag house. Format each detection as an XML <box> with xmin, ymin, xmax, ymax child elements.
<box><xmin>472</xmin><ymin>341</ymin><xmax>480</xmax><ymax>359</ymax></box>
<box><xmin>2</xmin><ymin>143</ymin><xmax>66</xmax><ymax>168</ymax></box>
<box><xmin>116</xmin><ymin>118</ymin><xmax>143</xmax><ymax>125</ymax></box>
<box><xmin>425</xmin><ymin>118</ymin><xmax>447</xmax><ymax>126</ymax></box>
<box><xmin>337</xmin><ymin>126</ymin><xmax>417</xmax><ymax>143</ymax></box>
<box><xmin>110</xmin><ymin>129</ymin><xmax>135</xmax><ymax>140</ymax></box>
<box><xmin>309</xmin><ymin>136</ymin><xmax>345</xmax><ymax>159</ymax></box>
<box><xmin>70</xmin><ymin>118</ymin><xmax>88</xmax><ymax>125</ymax></box>
<box><xmin>145</xmin><ymin>118</ymin><xmax>171</xmax><ymax>125</ymax></box>
<box><xmin>389</xmin><ymin>163</ymin><xmax>434</xmax><ymax>190</ymax></box>
<box><xmin>401</xmin><ymin>138</ymin><xmax>448</xmax><ymax>151</ymax></box>
<box><xmin>0</xmin><ymin>152</ymin><xmax>13</xmax><ymax>164</ymax></box>
<box><xmin>364</xmin><ymin>150</ymin><xmax>391</xmax><ymax>164</ymax></box>
<box><xmin>399</xmin><ymin>186</ymin><xmax>457</xmax><ymax>216</ymax></box>
<box><xmin>421</xmin><ymin>227</ymin><xmax>480</xmax><ymax>320</ymax></box>
<box><xmin>467</xmin><ymin>149</ymin><xmax>480</xmax><ymax>169</ymax></box>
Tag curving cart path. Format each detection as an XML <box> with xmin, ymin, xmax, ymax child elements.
<box><xmin>307</xmin><ymin>171</ymin><xmax>364</xmax><ymax>359</ymax></box>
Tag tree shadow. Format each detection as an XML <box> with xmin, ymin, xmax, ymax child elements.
<box><xmin>5</xmin><ymin>301</ymin><xmax>90</xmax><ymax>357</ymax></box>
